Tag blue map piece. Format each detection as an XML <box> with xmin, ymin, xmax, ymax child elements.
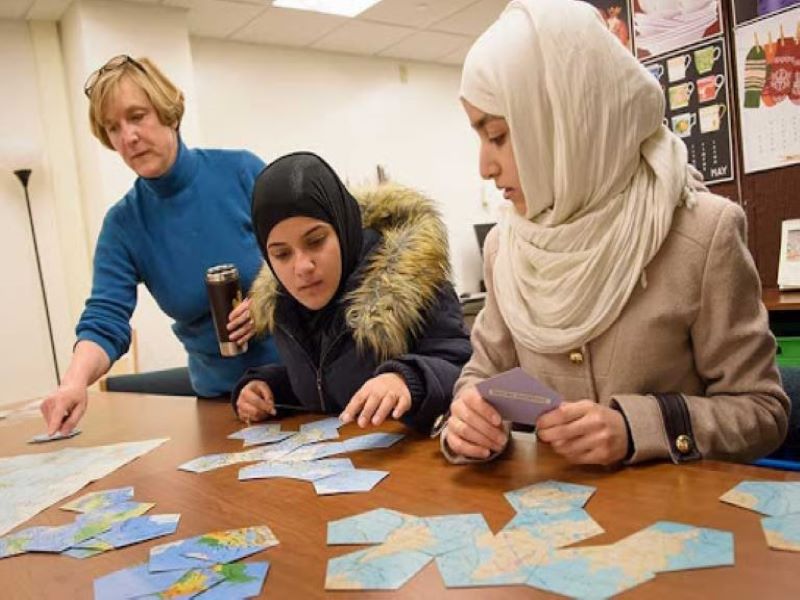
<box><xmin>720</xmin><ymin>481</ymin><xmax>800</xmax><ymax>516</ymax></box>
<box><xmin>94</xmin><ymin>563</ymin><xmax>188</xmax><ymax>600</ymax></box>
<box><xmin>63</xmin><ymin>547</ymin><xmax>105</xmax><ymax>559</ymax></box>
<box><xmin>328</xmin><ymin>509</ymin><xmax>420</xmax><ymax>545</ymax></box>
<box><xmin>148</xmin><ymin>526</ymin><xmax>279</xmax><ymax>572</ymax></box>
<box><xmin>277</xmin><ymin>442</ymin><xmax>347</xmax><ymax>462</ymax></box>
<box><xmin>501</xmin><ymin>507</ymin><xmax>604</xmax><ymax>549</ymax></box>
<box><xmin>326</xmin><ymin>547</ymin><xmax>432</xmax><ymax>590</ymax></box>
<box><xmin>614</xmin><ymin>521</ymin><xmax>734</xmax><ymax>572</ymax></box>
<box><xmin>241</xmin><ymin>431</ymin><xmax>295</xmax><ymax>448</ymax></box>
<box><xmin>434</xmin><ymin>532</ymin><xmax>531</xmax><ymax>587</ymax></box>
<box><xmin>343</xmin><ymin>433</ymin><xmax>404</xmax><ymax>453</ymax></box>
<box><xmin>300</xmin><ymin>417</ymin><xmax>342</xmax><ymax>434</ymax></box>
<box><xmin>422</xmin><ymin>514</ymin><xmax>492</xmax><ymax>556</ymax></box>
<box><xmin>228</xmin><ymin>424</ymin><xmax>281</xmax><ymax>441</ymax></box>
<box><xmin>74</xmin><ymin>501</ymin><xmax>155</xmax><ymax>538</ymax></box>
<box><xmin>139</xmin><ymin>567</ymin><xmax>224</xmax><ymax>599</ymax></box>
<box><xmin>0</xmin><ymin>528</ymin><xmax>38</xmax><ymax>558</ymax></box>
<box><xmin>194</xmin><ymin>562</ymin><xmax>270</xmax><ymax>599</ymax></box>
<box><xmin>313</xmin><ymin>469</ymin><xmax>389</xmax><ymax>495</ymax></box>
<box><xmin>762</xmin><ymin>513</ymin><xmax>800</xmax><ymax>552</ymax></box>
<box><xmin>240</xmin><ymin>458</ymin><xmax>354</xmax><ymax>482</ymax></box>
<box><xmin>77</xmin><ymin>514</ymin><xmax>181</xmax><ymax>550</ymax></box>
<box><xmin>525</xmin><ymin>550</ymin><xmax>656</xmax><ymax>599</ymax></box>
<box><xmin>23</xmin><ymin>522</ymin><xmax>98</xmax><ymax>552</ymax></box>
<box><xmin>504</xmin><ymin>480</ymin><xmax>596</xmax><ymax>512</ymax></box>
<box><xmin>61</xmin><ymin>487</ymin><xmax>135</xmax><ymax>513</ymax></box>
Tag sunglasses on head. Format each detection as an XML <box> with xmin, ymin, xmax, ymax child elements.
<box><xmin>83</xmin><ymin>55</ymin><xmax>147</xmax><ymax>98</ymax></box>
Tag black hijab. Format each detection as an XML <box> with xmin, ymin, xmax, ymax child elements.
<box><xmin>252</xmin><ymin>151</ymin><xmax>363</xmax><ymax>300</ymax></box>
<box><xmin>251</xmin><ymin>152</ymin><xmax>365</xmax><ymax>361</ymax></box>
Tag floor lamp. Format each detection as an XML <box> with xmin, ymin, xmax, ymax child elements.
<box><xmin>13</xmin><ymin>168</ymin><xmax>61</xmax><ymax>384</ymax></box>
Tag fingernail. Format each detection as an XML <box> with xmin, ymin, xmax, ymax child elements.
<box><xmin>482</xmin><ymin>448</ymin><xmax>491</xmax><ymax>458</ymax></box>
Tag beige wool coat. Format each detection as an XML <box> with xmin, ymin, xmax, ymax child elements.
<box><xmin>448</xmin><ymin>193</ymin><xmax>789</xmax><ymax>464</ymax></box>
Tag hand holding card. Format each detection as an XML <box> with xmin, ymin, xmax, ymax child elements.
<box><xmin>475</xmin><ymin>368</ymin><xmax>562</xmax><ymax>425</ymax></box>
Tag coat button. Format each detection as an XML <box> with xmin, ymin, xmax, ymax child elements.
<box><xmin>676</xmin><ymin>434</ymin><xmax>693</xmax><ymax>454</ymax></box>
<box><xmin>569</xmin><ymin>351</ymin><xmax>584</xmax><ymax>365</ymax></box>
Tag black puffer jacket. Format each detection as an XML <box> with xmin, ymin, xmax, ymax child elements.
<box><xmin>231</xmin><ymin>184</ymin><xmax>472</xmax><ymax>434</ymax></box>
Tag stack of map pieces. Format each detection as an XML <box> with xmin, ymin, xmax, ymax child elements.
<box><xmin>94</xmin><ymin>525</ymin><xmax>278</xmax><ymax>599</ymax></box>
<box><xmin>325</xmin><ymin>480</ymin><xmax>735</xmax><ymax>596</ymax></box>
<box><xmin>721</xmin><ymin>480</ymin><xmax>800</xmax><ymax>552</ymax></box>
<box><xmin>179</xmin><ymin>417</ymin><xmax>403</xmax><ymax>495</ymax></box>
<box><xmin>0</xmin><ymin>486</ymin><xmax>179</xmax><ymax>560</ymax></box>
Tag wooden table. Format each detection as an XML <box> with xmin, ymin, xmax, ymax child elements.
<box><xmin>1</xmin><ymin>392</ymin><xmax>799</xmax><ymax>599</ymax></box>
<box><xmin>763</xmin><ymin>288</ymin><xmax>800</xmax><ymax>312</ymax></box>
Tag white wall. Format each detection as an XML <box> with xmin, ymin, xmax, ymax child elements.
<box><xmin>0</xmin><ymin>20</ymin><xmax>74</xmax><ymax>404</ymax></box>
<box><xmin>191</xmin><ymin>38</ymin><xmax>505</xmax><ymax>295</ymax></box>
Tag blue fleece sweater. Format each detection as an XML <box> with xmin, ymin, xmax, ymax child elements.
<box><xmin>76</xmin><ymin>141</ymin><xmax>279</xmax><ymax>396</ymax></box>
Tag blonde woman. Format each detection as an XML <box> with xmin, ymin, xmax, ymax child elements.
<box><xmin>41</xmin><ymin>56</ymin><xmax>278</xmax><ymax>435</ymax></box>
<box><xmin>442</xmin><ymin>0</ymin><xmax>788</xmax><ymax>466</ymax></box>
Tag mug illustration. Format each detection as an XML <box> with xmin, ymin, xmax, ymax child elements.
<box><xmin>671</xmin><ymin>112</ymin><xmax>697</xmax><ymax>137</ymax></box>
<box><xmin>694</xmin><ymin>45</ymin><xmax>722</xmax><ymax>74</ymax></box>
<box><xmin>697</xmin><ymin>74</ymin><xmax>725</xmax><ymax>102</ymax></box>
<box><xmin>667</xmin><ymin>54</ymin><xmax>692</xmax><ymax>82</ymax></box>
<box><xmin>699</xmin><ymin>104</ymin><xmax>726</xmax><ymax>133</ymax></box>
<box><xmin>669</xmin><ymin>81</ymin><xmax>696</xmax><ymax>110</ymax></box>
<box><xmin>647</xmin><ymin>64</ymin><xmax>665</xmax><ymax>81</ymax></box>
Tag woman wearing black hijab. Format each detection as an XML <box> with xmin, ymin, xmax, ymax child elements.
<box><xmin>231</xmin><ymin>152</ymin><xmax>472</xmax><ymax>434</ymax></box>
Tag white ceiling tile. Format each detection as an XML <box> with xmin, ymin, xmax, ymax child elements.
<box><xmin>25</xmin><ymin>0</ymin><xmax>71</xmax><ymax>19</ymax></box>
<box><xmin>231</xmin><ymin>6</ymin><xmax>345</xmax><ymax>47</ymax></box>
<box><xmin>312</xmin><ymin>19</ymin><xmax>412</xmax><ymax>55</ymax></box>
<box><xmin>164</xmin><ymin>0</ymin><xmax>264</xmax><ymax>38</ymax></box>
<box><xmin>437</xmin><ymin>40</ymin><xmax>471</xmax><ymax>65</ymax></box>
<box><xmin>0</xmin><ymin>0</ymin><xmax>33</xmax><ymax>19</ymax></box>
<box><xmin>358</xmin><ymin>0</ymin><xmax>475</xmax><ymax>28</ymax></box>
<box><xmin>378</xmin><ymin>30</ymin><xmax>469</xmax><ymax>62</ymax></box>
<box><xmin>430</xmin><ymin>0</ymin><xmax>506</xmax><ymax>36</ymax></box>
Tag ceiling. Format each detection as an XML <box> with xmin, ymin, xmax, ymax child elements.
<box><xmin>3</xmin><ymin>0</ymin><xmax>509</xmax><ymax>65</ymax></box>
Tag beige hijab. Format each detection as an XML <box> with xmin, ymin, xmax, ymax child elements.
<box><xmin>461</xmin><ymin>0</ymin><xmax>705</xmax><ymax>354</ymax></box>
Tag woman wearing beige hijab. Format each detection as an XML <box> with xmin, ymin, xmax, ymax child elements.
<box><xmin>442</xmin><ymin>0</ymin><xmax>789</xmax><ymax>466</ymax></box>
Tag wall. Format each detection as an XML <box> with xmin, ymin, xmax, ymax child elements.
<box><xmin>191</xmin><ymin>37</ymin><xmax>505</xmax><ymax>295</ymax></box>
<box><xmin>0</xmin><ymin>20</ymin><xmax>74</xmax><ymax>404</ymax></box>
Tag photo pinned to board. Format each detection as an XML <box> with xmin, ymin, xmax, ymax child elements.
<box><xmin>734</xmin><ymin>7</ymin><xmax>800</xmax><ymax>173</ymax></box>
<box><xmin>633</xmin><ymin>0</ymin><xmax>723</xmax><ymax>60</ymax></box>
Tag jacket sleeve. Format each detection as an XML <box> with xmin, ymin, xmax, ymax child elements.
<box><xmin>230</xmin><ymin>363</ymin><xmax>301</xmax><ymax>418</ymax></box>
<box><xmin>614</xmin><ymin>202</ymin><xmax>790</xmax><ymax>464</ymax></box>
<box><xmin>375</xmin><ymin>283</ymin><xmax>472</xmax><ymax>434</ymax></box>
<box><xmin>75</xmin><ymin>209</ymin><xmax>138</xmax><ymax>363</ymax></box>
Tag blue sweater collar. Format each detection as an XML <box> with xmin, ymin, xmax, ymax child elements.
<box><xmin>140</xmin><ymin>138</ymin><xmax>199</xmax><ymax>198</ymax></box>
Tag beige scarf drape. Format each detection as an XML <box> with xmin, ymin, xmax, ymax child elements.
<box><xmin>461</xmin><ymin>0</ymin><xmax>705</xmax><ymax>354</ymax></box>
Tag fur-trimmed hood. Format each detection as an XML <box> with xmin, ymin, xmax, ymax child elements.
<box><xmin>249</xmin><ymin>183</ymin><xmax>451</xmax><ymax>361</ymax></box>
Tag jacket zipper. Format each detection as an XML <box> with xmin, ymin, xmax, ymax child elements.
<box><xmin>276</xmin><ymin>323</ymin><xmax>346</xmax><ymax>413</ymax></box>
<box><xmin>316</xmin><ymin>330</ymin><xmax>347</xmax><ymax>413</ymax></box>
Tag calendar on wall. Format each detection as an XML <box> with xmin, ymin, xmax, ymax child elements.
<box><xmin>734</xmin><ymin>7</ymin><xmax>800</xmax><ymax>173</ymax></box>
<box><xmin>644</xmin><ymin>37</ymin><xmax>735</xmax><ymax>183</ymax></box>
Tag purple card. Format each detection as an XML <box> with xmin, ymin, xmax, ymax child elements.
<box><xmin>476</xmin><ymin>368</ymin><xmax>562</xmax><ymax>425</ymax></box>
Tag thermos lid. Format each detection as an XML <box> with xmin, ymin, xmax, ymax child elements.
<box><xmin>206</xmin><ymin>264</ymin><xmax>239</xmax><ymax>283</ymax></box>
